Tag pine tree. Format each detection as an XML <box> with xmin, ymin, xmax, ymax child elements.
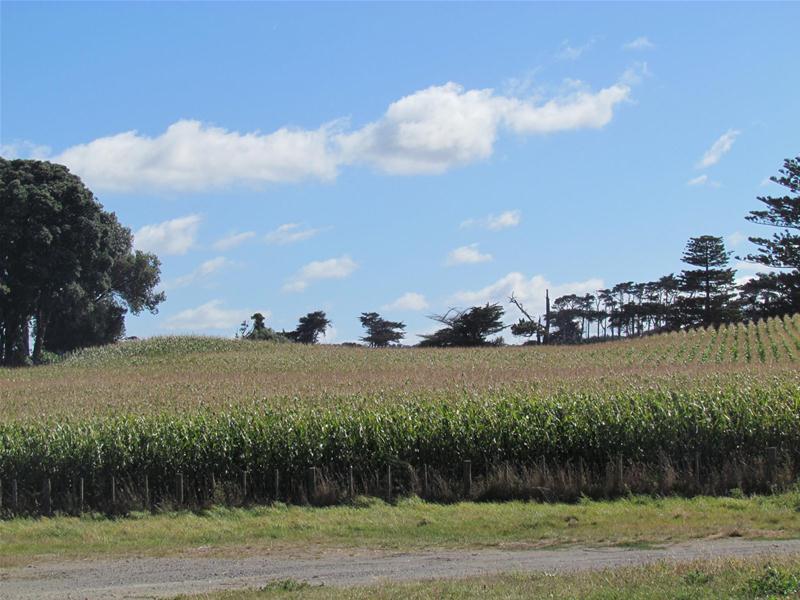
<box><xmin>359</xmin><ymin>312</ymin><xmax>405</xmax><ymax>347</ymax></box>
<box><xmin>679</xmin><ymin>235</ymin><xmax>738</xmax><ymax>327</ymax></box>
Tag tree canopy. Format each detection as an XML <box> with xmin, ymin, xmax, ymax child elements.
<box><xmin>0</xmin><ymin>159</ymin><xmax>165</xmax><ymax>365</ymax></box>
<box><xmin>359</xmin><ymin>312</ymin><xmax>405</xmax><ymax>347</ymax></box>
<box><xmin>285</xmin><ymin>310</ymin><xmax>331</xmax><ymax>344</ymax></box>
<box><xmin>418</xmin><ymin>303</ymin><xmax>506</xmax><ymax>347</ymax></box>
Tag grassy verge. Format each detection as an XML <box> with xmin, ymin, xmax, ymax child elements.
<box><xmin>177</xmin><ymin>556</ymin><xmax>800</xmax><ymax>599</ymax></box>
<box><xmin>2</xmin><ymin>492</ymin><xmax>799</xmax><ymax>567</ymax></box>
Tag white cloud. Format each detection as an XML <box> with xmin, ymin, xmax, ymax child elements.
<box><xmin>382</xmin><ymin>292</ymin><xmax>429</xmax><ymax>312</ymax></box>
<box><xmin>283</xmin><ymin>255</ymin><xmax>358</xmax><ymax>292</ymax></box>
<box><xmin>623</xmin><ymin>37</ymin><xmax>655</xmax><ymax>51</ymax></box>
<box><xmin>461</xmin><ymin>210</ymin><xmax>521</xmax><ymax>231</ymax></box>
<box><xmin>54</xmin><ymin>120</ymin><xmax>339</xmax><ymax>192</ymax></box>
<box><xmin>1</xmin><ymin>140</ymin><xmax>51</xmax><ymax>159</ymax></box>
<box><xmin>320</xmin><ymin>325</ymin><xmax>338</xmax><ymax>345</ymax></box>
<box><xmin>43</xmin><ymin>77</ymin><xmax>632</xmax><ymax>192</ymax></box>
<box><xmin>337</xmin><ymin>80</ymin><xmax>630</xmax><ymax>175</ymax></box>
<box><xmin>446</xmin><ymin>244</ymin><xmax>493</xmax><ymax>266</ymax></box>
<box><xmin>696</xmin><ymin>129</ymin><xmax>741</xmax><ymax>168</ymax></box>
<box><xmin>555</xmin><ymin>38</ymin><xmax>595</xmax><ymax>61</ymax></box>
<box><xmin>687</xmin><ymin>174</ymin><xmax>720</xmax><ymax>188</ymax></box>
<box><xmin>212</xmin><ymin>231</ymin><xmax>255</xmax><ymax>251</ymax></box>
<box><xmin>726</xmin><ymin>231</ymin><xmax>747</xmax><ymax>247</ymax></box>
<box><xmin>264</xmin><ymin>223</ymin><xmax>323</xmax><ymax>245</ymax></box>
<box><xmin>164</xmin><ymin>300</ymin><xmax>252</xmax><ymax>331</ymax></box>
<box><xmin>452</xmin><ymin>272</ymin><xmax>604</xmax><ymax>316</ymax></box>
<box><xmin>167</xmin><ymin>256</ymin><xmax>232</xmax><ymax>289</ymax></box>
<box><xmin>134</xmin><ymin>215</ymin><xmax>201</xmax><ymax>256</ymax></box>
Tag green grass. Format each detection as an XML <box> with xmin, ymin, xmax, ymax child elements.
<box><xmin>2</xmin><ymin>493</ymin><xmax>800</xmax><ymax>567</ymax></box>
<box><xmin>175</xmin><ymin>557</ymin><xmax>800</xmax><ymax>599</ymax></box>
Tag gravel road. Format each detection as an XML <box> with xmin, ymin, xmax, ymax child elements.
<box><xmin>2</xmin><ymin>538</ymin><xmax>799</xmax><ymax>599</ymax></box>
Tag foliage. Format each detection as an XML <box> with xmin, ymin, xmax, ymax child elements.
<box><xmin>419</xmin><ymin>304</ymin><xmax>506</xmax><ymax>347</ymax></box>
<box><xmin>0</xmin><ymin>159</ymin><xmax>164</xmax><ymax>365</ymax></box>
<box><xmin>359</xmin><ymin>312</ymin><xmax>405</xmax><ymax>347</ymax></box>
<box><xmin>242</xmin><ymin>313</ymin><xmax>287</xmax><ymax>342</ymax></box>
<box><xmin>679</xmin><ymin>235</ymin><xmax>738</xmax><ymax>328</ymax></box>
<box><xmin>285</xmin><ymin>311</ymin><xmax>331</xmax><ymax>344</ymax></box>
<box><xmin>746</xmin><ymin>565</ymin><xmax>800</xmax><ymax>598</ymax></box>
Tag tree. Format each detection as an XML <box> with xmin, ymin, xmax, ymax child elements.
<box><xmin>742</xmin><ymin>156</ymin><xmax>800</xmax><ymax>317</ymax></box>
<box><xmin>243</xmin><ymin>312</ymin><xmax>286</xmax><ymax>342</ymax></box>
<box><xmin>679</xmin><ymin>235</ymin><xmax>738</xmax><ymax>327</ymax></box>
<box><xmin>0</xmin><ymin>159</ymin><xmax>165</xmax><ymax>365</ymax></box>
<box><xmin>418</xmin><ymin>303</ymin><xmax>506</xmax><ymax>347</ymax></box>
<box><xmin>359</xmin><ymin>312</ymin><xmax>405</xmax><ymax>347</ymax></box>
<box><xmin>508</xmin><ymin>293</ymin><xmax>544</xmax><ymax>344</ymax></box>
<box><xmin>285</xmin><ymin>310</ymin><xmax>331</xmax><ymax>344</ymax></box>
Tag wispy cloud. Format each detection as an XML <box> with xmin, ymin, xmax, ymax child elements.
<box><xmin>382</xmin><ymin>292</ymin><xmax>429</xmax><ymax>312</ymax></box>
<box><xmin>0</xmin><ymin>140</ymin><xmax>51</xmax><ymax>159</ymax></box>
<box><xmin>696</xmin><ymin>129</ymin><xmax>741</xmax><ymax>168</ymax></box>
<box><xmin>134</xmin><ymin>215</ymin><xmax>201</xmax><ymax>256</ymax></box>
<box><xmin>555</xmin><ymin>38</ymin><xmax>596</xmax><ymax>61</ymax></box>
<box><xmin>164</xmin><ymin>300</ymin><xmax>253</xmax><ymax>331</ymax></box>
<box><xmin>461</xmin><ymin>210</ymin><xmax>521</xmax><ymax>231</ymax></box>
<box><xmin>212</xmin><ymin>231</ymin><xmax>255</xmax><ymax>251</ymax></box>
<box><xmin>167</xmin><ymin>257</ymin><xmax>232</xmax><ymax>289</ymax></box>
<box><xmin>264</xmin><ymin>223</ymin><xmax>323</xmax><ymax>245</ymax></box>
<box><xmin>446</xmin><ymin>244</ymin><xmax>493</xmax><ymax>266</ymax></box>
<box><xmin>687</xmin><ymin>174</ymin><xmax>720</xmax><ymax>188</ymax></box>
<box><xmin>623</xmin><ymin>36</ymin><xmax>654</xmax><ymax>51</ymax></box>
<box><xmin>283</xmin><ymin>255</ymin><xmax>358</xmax><ymax>292</ymax></box>
<box><xmin>726</xmin><ymin>231</ymin><xmax>746</xmax><ymax>247</ymax></box>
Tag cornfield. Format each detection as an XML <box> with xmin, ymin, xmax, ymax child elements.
<box><xmin>1</xmin><ymin>315</ymin><xmax>799</xmax><ymax>513</ymax></box>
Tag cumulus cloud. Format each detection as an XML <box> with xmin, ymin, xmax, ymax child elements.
<box><xmin>53</xmin><ymin>120</ymin><xmax>339</xmax><ymax>192</ymax></box>
<box><xmin>382</xmin><ymin>292</ymin><xmax>429</xmax><ymax>312</ymax></box>
<box><xmin>264</xmin><ymin>223</ymin><xmax>323</xmax><ymax>245</ymax></box>
<box><xmin>452</xmin><ymin>272</ymin><xmax>604</xmax><ymax>316</ymax></box>
<box><xmin>36</xmin><ymin>76</ymin><xmax>632</xmax><ymax>192</ymax></box>
<box><xmin>134</xmin><ymin>215</ymin><xmax>201</xmax><ymax>256</ymax></box>
<box><xmin>623</xmin><ymin>36</ymin><xmax>654</xmax><ymax>51</ymax></box>
<box><xmin>167</xmin><ymin>256</ymin><xmax>232</xmax><ymax>289</ymax></box>
<box><xmin>283</xmin><ymin>255</ymin><xmax>358</xmax><ymax>292</ymax></box>
<box><xmin>212</xmin><ymin>231</ymin><xmax>255</xmax><ymax>251</ymax></box>
<box><xmin>461</xmin><ymin>210</ymin><xmax>521</xmax><ymax>231</ymax></box>
<box><xmin>446</xmin><ymin>244</ymin><xmax>493</xmax><ymax>266</ymax></box>
<box><xmin>696</xmin><ymin>129</ymin><xmax>741</xmax><ymax>168</ymax></box>
<box><xmin>164</xmin><ymin>300</ymin><xmax>252</xmax><ymax>331</ymax></box>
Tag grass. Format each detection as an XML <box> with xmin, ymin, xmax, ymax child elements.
<box><xmin>2</xmin><ymin>492</ymin><xmax>800</xmax><ymax>567</ymax></box>
<box><xmin>175</xmin><ymin>557</ymin><xmax>800</xmax><ymax>599</ymax></box>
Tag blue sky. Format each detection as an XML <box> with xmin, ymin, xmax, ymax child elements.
<box><xmin>2</xmin><ymin>2</ymin><xmax>799</xmax><ymax>343</ymax></box>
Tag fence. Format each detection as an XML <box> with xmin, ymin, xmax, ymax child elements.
<box><xmin>0</xmin><ymin>447</ymin><xmax>794</xmax><ymax>518</ymax></box>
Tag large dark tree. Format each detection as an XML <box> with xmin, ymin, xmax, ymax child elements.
<box><xmin>741</xmin><ymin>156</ymin><xmax>800</xmax><ymax>316</ymax></box>
<box><xmin>359</xmin><ymin>312</ymin><xmax>405</xmax><ymax>347</ymax></box>
<box><xmin>285</xmin><ymin>310</ymin><xmax>331</xmax><ymax>344</ymax></box>
<box><xmin>418</xmin><ymin>303</ymin><xmax>506</xmax><ymax>347</ymax></box>
<box><xmin>0</xmin><ymin>159</ymin><xmax>165</xmax><ymax>365</ymax></box>
<box><xmin>679</xmin><ymin>235</ymin><xmax>738</xmax><ymax>328</ymax></box>
<box><xmin>242</xmin><ymin>312</ymin><xmax>286</xmax><ymax>342</ymax></box>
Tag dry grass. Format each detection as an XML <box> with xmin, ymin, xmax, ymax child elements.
<box><xmin>1</xmin><ymin>315</ymin><xmax>798</xmax><ymax>420</ymax></box>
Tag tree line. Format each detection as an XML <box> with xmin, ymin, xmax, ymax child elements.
<box><xmin>2</xmin><ymin>155</ymin><xmax>798</xmax><ymax>362</ymax></box>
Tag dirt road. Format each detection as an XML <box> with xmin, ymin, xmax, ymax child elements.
<box><xmin>2</xmin><ymin>538</ymin><xmax>799</xmax><ymax>599</ymax></box>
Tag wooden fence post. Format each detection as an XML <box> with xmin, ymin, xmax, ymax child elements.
<box><xmin>694</xmin><ymin>452</ymin><xmax>702</xmax><ymax>489</ymax></box>
<box><xmin>177</xmin><ymin>473</ymin><xmax>184</xmax><ymax>506</ymax></box>
<box><xmin>348</xmin><ymin>465</ymin><xmax>355</xmax><ymax>499</ymax></box>
<box><xmin>423</xmin><ymin>464</ymin><xmax>429</xmax><ymax>498</ymax></box>
<box><xmin>462</xmin><ymin>460</ymin><xmax>472</xmax><ymax>498</ymax></box>
<box><xmin>12</xmin><ymin>479</ymin><xmax>18</xmax><ymax>510</ymax></box>
<box><xmin>273</xmin><ymin>469</ymin><xmax>280</xmax><ymax>501</ymax></box>
<box><xmin>143</xmin><ymin>474</ymin><xmax>149</xmax><ymax>510</ymax></box>
<box><xmin>767</xmin><ymin>447</ymin><xmax>778</xmax><ymax>487</ymax></box>
<box><xmin>79</xmin><ymin>477</ymin><xmax>85</xmax><ymax>513</ymax></box>
<box><xmin>43</xmin><ymin>477</ymin><xmax>52</xmax><ymax>516</ymax></box>
<box><xmin>578</xmin><ymin>457</ymin><xmax>585</xmax><ymax>491</ymax></box>
<box><xmin>111</xmin><ymin>475</ymin><xmax>116</xmax><ymax>508</ymax></box>
<box><xmin>386</xmin><ymin>464</ymin><xmax>392</xmax><ymax>499</ymax></box>
<box><xmin>242</xmin><ymin>471</ymin><xmax>248</xmax><ymax>501</ymax></box>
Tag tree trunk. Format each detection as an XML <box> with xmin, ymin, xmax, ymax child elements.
<box><xmin>32</xmin><ymin>306</ymin><xmax>47</xmax><ymax>364</ymax></box>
